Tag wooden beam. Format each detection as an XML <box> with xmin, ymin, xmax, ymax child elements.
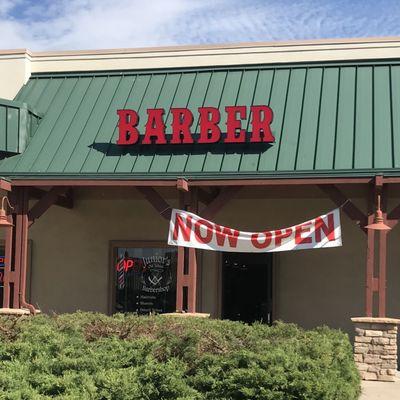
<box><xmin>0</xmin><ymin>178</ymin><xmax>11</xmax><ymax>192</ymax></box>
<box><xmin>13</xmin><ymin>179</ymin><xmax>178</xmax><ymax>187</ymax></box>
<box><xmin>197</xmin><ymin>188</ymin><xmax>217</xmax><ymax>205</ymax></box>
<box><xmin>318</xmin><ymin>184</ymin><xmax>368</xmax><ymax>230</ymax></box>
<box><xmin>202</xmin><ymin>186</ymin><xmax>242</xmax><ymax>220</ymax></box>
<box><xmin>136</xmin><ymin>187</ymin><xmax>172</xmax><ymax>220</ymax></box>
<box><xmin>28</xmin><ymin>187</ymin><xmax>68</xmax><ymax>223</ymax></box>
<box><xmin>29</xmin><ymin>187</ymin><xmax>73</xmax><ymax>209</ymax></box>
<box><xmin>192</xmin><ymin>178</ymin><xmax>372</xmax><ymax>186</ymax></box>
<box><xmin>11</xmin><ymin>177</ymin><xmax>373</xmax><ymax>188</ymax></box>
<box><xmin>177</xmin><ymin>178</ymin><xmax>189</xmax><ymax>192</ymax></box>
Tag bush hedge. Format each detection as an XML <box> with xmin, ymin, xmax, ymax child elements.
<box><xmin>0</xmin><ymin>312</ymin><xmax>360</xmax><ymax>399</ymax></box>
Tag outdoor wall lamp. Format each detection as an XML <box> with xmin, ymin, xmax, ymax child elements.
<box><xmin>365</xmin><ymin>194</ymin><xmax>391</xmax><ymax>231</ymax></box>
<box><xmin>0</xmin><ymin>196</ymin><xmax>13</xmax><ymax>227</ymax></box>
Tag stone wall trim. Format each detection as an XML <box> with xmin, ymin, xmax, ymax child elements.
<box><xmin>352</xmin><ymin>316</ymin><xmax>399</xmax><ymax>382</ymax></box>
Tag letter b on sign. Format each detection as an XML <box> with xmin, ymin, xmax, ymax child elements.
<box><xmin>117</xmin><ymin>110</ymin><xmax>139</xmax><ymax>145</ymax></box>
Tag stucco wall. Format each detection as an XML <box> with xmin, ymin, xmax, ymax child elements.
<box><xmin>3</xmin><ymin>38</ymin><xmax>400</xmax><ymax>100</ymax></box>
<box><xmin>26</xmin><ymin>186</ymin><xmax>400</xmax><ymax>338</ymax></box>
<box><xmin>0</xmin><ymin>52</ymin><xmax>30</xmax><ymax>99</ymax></box>
<box><xmin>28</xmin><ymin>188</ymin><xmax>178</xmax><ymax>314</ymax></box>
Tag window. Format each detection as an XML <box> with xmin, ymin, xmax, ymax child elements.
<box><xmin>112</xmin><ymin>242</ymin><xmax>177</xmax><ymax>314</ymax></box>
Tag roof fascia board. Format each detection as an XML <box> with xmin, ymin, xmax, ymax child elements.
<box><xmin>1</xmin><ymin>37</ymin><xmax>399</xmax><ymax>74</ymax></box>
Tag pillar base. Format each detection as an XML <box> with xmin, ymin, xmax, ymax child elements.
<box><xmin>163</xmin><ymin>312</ymin><xmax>210</xmax><ymax>318</ymax></box>
<box><xmin>0</xmin><ymin>308</ymin><xmax>41</xmax><ymax>315</ymax></box>
<box><xmin>352</xmin><ymin>317</ymin><xmax>400</xmax><ymax>382</ymax></box>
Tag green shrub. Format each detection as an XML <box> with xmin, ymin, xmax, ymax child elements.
<box><xmin>0</xmin><ymin>312</ymin><xmax>360</xmax><ymax>399</ymax></box>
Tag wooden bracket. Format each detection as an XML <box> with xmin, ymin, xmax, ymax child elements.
<box><xmin>136</xmin><ymin>187</ymin><xmax>172</xmax><ymax>220</ymax></box>
<box><xmin>0</xmin><ymin>178</ymin><xmax>11</xmax><ymax>192</ymax></box>
<box><xmin>28</xmin><ymin>187</ymin><xmax>69</xmax><ymax>224</ymax></box>
<box><xmin>202</xmin><ymin>186</ymin><xmax>242</xmax><ymax>220</ymax></box>
<box><xmin>29</xmin><ymin>187</ymin><xmax>73</xmax><ymax>210</ymax></box>
<box><xmin>386</xmin><ymin>178</ymin><xmax>400</xmax><ymax>227</ymax></box>
<box><xmin>318</xmin><ymin>184</ymin><xmax>368</xmax><ymax>232</ymax></box>
<box><xmin>197</xmin><ymin>188</ymin><xmax>216</xmax><ymax>205</ymax></box>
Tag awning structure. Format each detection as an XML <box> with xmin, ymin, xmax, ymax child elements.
<box><xmin>0</xmin><ymin>61</ymin><xmax>399</xmax><ymax>179</ymax></box>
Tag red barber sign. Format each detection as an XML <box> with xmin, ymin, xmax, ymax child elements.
<box><xmin>116</xmin><ymin>105</ymin><xmax>274</xmax><ymax>145</ymax></box>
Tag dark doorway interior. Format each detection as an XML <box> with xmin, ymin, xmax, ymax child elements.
<box><xmin>222</xmin><ymin>252</ymin><xmax>273</xmax><ymax>324</ymax></box>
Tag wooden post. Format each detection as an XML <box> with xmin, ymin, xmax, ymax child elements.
<box><xmin>365</xmin><ymin>201</ymin><xmax>374</xmax><ymax>317</ymax></box>
<box><xmin>2</xmin><ymin>213</ymin><xmax>15</xmax><ymax>308</ymax></box>
<box><xmin>2</xmin><ymin>188</ymin><xmax>33</xmax><ymax>312</ymax></box>
<box><xmin>365</xmin><ymin>182</ymin><xmax>378</xmax><ymax>317</ymax></box>
<box><xmin>176</xmin><ymin>189</ymin><xmax>198</xmax><ymax>313</ymax></box>
<box><xmin>378</xmin><ymin>185</ymin><xmax>388</xmax><ymax>317</ymax></box>
<box><xmin>18</xmin><ymin>188</ymin><xmax>31</xmax><ymax>312</ymax></box>
<box><xmin>365</xmin><ymin>177</ymin><xmax>388</xmax><ymax>318</ymax></box>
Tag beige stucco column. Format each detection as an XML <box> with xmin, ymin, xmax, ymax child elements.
<box><xmin>352</xmin><ymin>317</ymin><xmax>400</xmax><ymax>382</ymax></box>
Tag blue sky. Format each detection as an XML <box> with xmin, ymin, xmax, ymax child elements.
<box><xmin>0</xmin><ymin>0</ymin><xmax>400</xmax><ymax>50</ymax></box>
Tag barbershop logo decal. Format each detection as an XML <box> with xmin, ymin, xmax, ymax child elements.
<box><xmin>141</xmin><ymin>256</ymin><xmax>172</xmax><ymax>293</ymax></box>
<box><xmin>115</xmin><ymin>254</ymin><xmax>171</xmax><ymax>292</ymax></box>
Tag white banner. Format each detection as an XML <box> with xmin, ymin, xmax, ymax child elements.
<box><xmin>168</xmin><ymin>208</ymin><xmax>342</xmax><ymax>253</ymax></box>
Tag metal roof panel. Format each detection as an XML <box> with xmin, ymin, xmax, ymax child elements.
<box><xmin>1</xmin><ymin>62</ymin><xmax>400</xmax><ymax>179</ymax></box>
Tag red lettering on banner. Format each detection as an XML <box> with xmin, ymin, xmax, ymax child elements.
<box><xmin>250</xmin><ymin>105</ymin><xmax>274</xmax><ymax>143</ymax></box>
<box><xmin>197</xmin><ymin>107</ymin><xmax>221</xmax><ymax>143</ymax></box>
<box><xmin>194</xmin><ymin>219</ymin><xmax>214</xmax><ymax>244</ymax></box>
<box><xmin>215</xmin><ymin>224</ymin><xmax>240</xmax><ymax>248</ymax></box>
<box><xmin>314</xmin><ymin>213</ymin><xmax>335</xmax><ymax>242</ymax></box>
<box><xmin>170</xmin><ymin>108</ymin><xmax>194</xmax><ymax>144</ymax></box>
<box><xmin>274</xmin><ymin>228</ymin><xmax>293</xmax><ymax>247</ymax></box>
<box><xmin>295</xmin><ymin>222</ymin><xmax>313</xmax><ymax>244</ymax></box>
<box><xmin>251</xmin><ymin>231</ymin><xmax>272</xmax><ymax>249</ymax></box>
<box><xmin>142</xmin><ymin>109</ymin><xmax>167</xmax><ymax>144</ymax></box>
<box><xmin>117</xmin><ymin>109</ymin><xmax>140</xmax><ymax>145</ymax></box>
<box><xmin>173</xmin><ymin>214</ymin><xmax>193</xmax><ymax>241</ymax></box>
<box><xmin>225</xmin><ymin>106</ymin><xmax>246</xmax><ymax>143</ymax></box>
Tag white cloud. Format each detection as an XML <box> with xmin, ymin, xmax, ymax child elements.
<box><xmin>0</xmin><ymin>0</ymin><xmax>399</xmax><ymax>51</ymax></box>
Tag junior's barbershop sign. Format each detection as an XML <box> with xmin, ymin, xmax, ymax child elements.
<box><xmin>116</xmin><ymin>105</ymin><xmax>274</xmax><ymax>145</ymax></box>
<box><xmin>168</xmin><ymin>209</ymin><xmax>342</xmax><ymax>253</ymax></box>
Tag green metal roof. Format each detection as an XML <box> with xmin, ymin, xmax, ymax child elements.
<box><xmin>1</xmin><ymin>61</ymin><xmax>400</xmax><ymax>180</ymax></box>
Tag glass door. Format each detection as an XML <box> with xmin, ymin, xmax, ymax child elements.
<box><xmin>222</xmin><ymin>252</ymin><xmax>273</xmax><ymax>324</ymax></box>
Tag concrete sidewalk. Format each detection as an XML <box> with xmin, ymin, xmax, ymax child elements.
<box><xmin>360</xmin><ymin>373</ymin><xmax>400</xmax><ymax>399</ymax></box>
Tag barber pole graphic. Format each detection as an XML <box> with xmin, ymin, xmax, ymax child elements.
<box><xmin>116</xmin><ymin>258</ymin><xmax>126</xmax><ymax>289</ymax></box>
<box><xmin>116</xmin><ymin>254</ymin><xmax>136</xmax><ymax>290</ymax></box>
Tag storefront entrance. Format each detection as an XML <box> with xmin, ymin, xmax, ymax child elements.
<box><xmin>222</xmin><ymin>252</ymin><xmax>273</xmax><ymax>324</ymax></box>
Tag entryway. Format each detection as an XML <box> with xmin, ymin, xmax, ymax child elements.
<box><xmin>222</xmin><ymin>252</ymin><xmax>273</xmax><ymax>324</ymax></box>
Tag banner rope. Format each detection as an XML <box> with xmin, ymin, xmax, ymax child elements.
<box><xmin>339</xmin><ymin>199</ymin><xmax>350</xmax><ymax>209</ymax></box>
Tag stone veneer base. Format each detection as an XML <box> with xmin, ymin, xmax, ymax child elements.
<box><xmin>351</xmin><ymin>317</ymin><xmax>400</xmax><ymax>382</ymax></box>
